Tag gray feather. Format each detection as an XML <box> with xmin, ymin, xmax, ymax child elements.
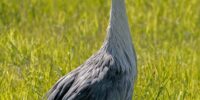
<box><xmin>46</xmin><ymin>0</ymin><xmax>137</xmax><ymax>100</ymax></box>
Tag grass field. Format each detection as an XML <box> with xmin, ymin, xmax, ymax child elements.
<box><xmin>0</xmin><ymin>0</ymin><xmax>200</xmax><ymax>99</ymax></box>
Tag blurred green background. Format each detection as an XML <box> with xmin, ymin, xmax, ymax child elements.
<box><xmin>0</xmin><ymin>0</ymin><xmax>200</xmax><ymax>99</ymax></box>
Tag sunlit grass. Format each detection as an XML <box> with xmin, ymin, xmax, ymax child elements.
<box><xmin>0</xmin><ymin>0</ymin><xmax>200</xmax><ymax>99</ymax></box>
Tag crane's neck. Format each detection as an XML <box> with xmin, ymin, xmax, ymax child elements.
<box><xmin>100</xmin><ymin>0</ymin><xmax>137</xmax><ymax>74</ymax></box>
<box><xmin>104</xmin><ymin>0</ymin><xmax>133</xmax><ymax>52</ymax></box>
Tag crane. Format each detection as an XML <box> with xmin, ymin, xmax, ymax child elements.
<box><xmin>46</xmin><ymin>0</ymin><xmax>137</xmax><ymax>99</ymax></box>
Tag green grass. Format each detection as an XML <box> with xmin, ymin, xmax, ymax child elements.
<box><xmin>0</xmin><ymin>0</ymin><xmax>200</xmax><ymax>99</ymax></box>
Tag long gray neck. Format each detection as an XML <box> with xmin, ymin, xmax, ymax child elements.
<box><xmin>100</xmin><ymin>0</ymin><xmax>136</xmax><ymax>74</ymax></box>
<box><xmin>103</xmin><ymin>0</ymin><xmax>133</xmax><ymax>52</ymax></box>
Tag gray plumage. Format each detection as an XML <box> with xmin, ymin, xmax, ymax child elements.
<box><xmin>46</xmin><ymin>0</ymin><xmax>137</xmax><ymax>100</ymax></box>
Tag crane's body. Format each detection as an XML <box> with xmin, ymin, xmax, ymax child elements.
<box><xmin>47</xmin><ymin>0</ymin><xmax>137</xmax><ymax>100</ymax></box>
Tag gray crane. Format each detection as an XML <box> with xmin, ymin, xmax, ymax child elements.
<box><xmin>46</xmin><ymin>0</ymin><xmax>137</xmax><ymax>100</ymax></box>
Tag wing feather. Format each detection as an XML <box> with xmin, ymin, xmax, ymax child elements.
<box><xmin>46</xmin><ymin>53</ymin><xmax>116</xmax><ymax>100</ymax></box>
